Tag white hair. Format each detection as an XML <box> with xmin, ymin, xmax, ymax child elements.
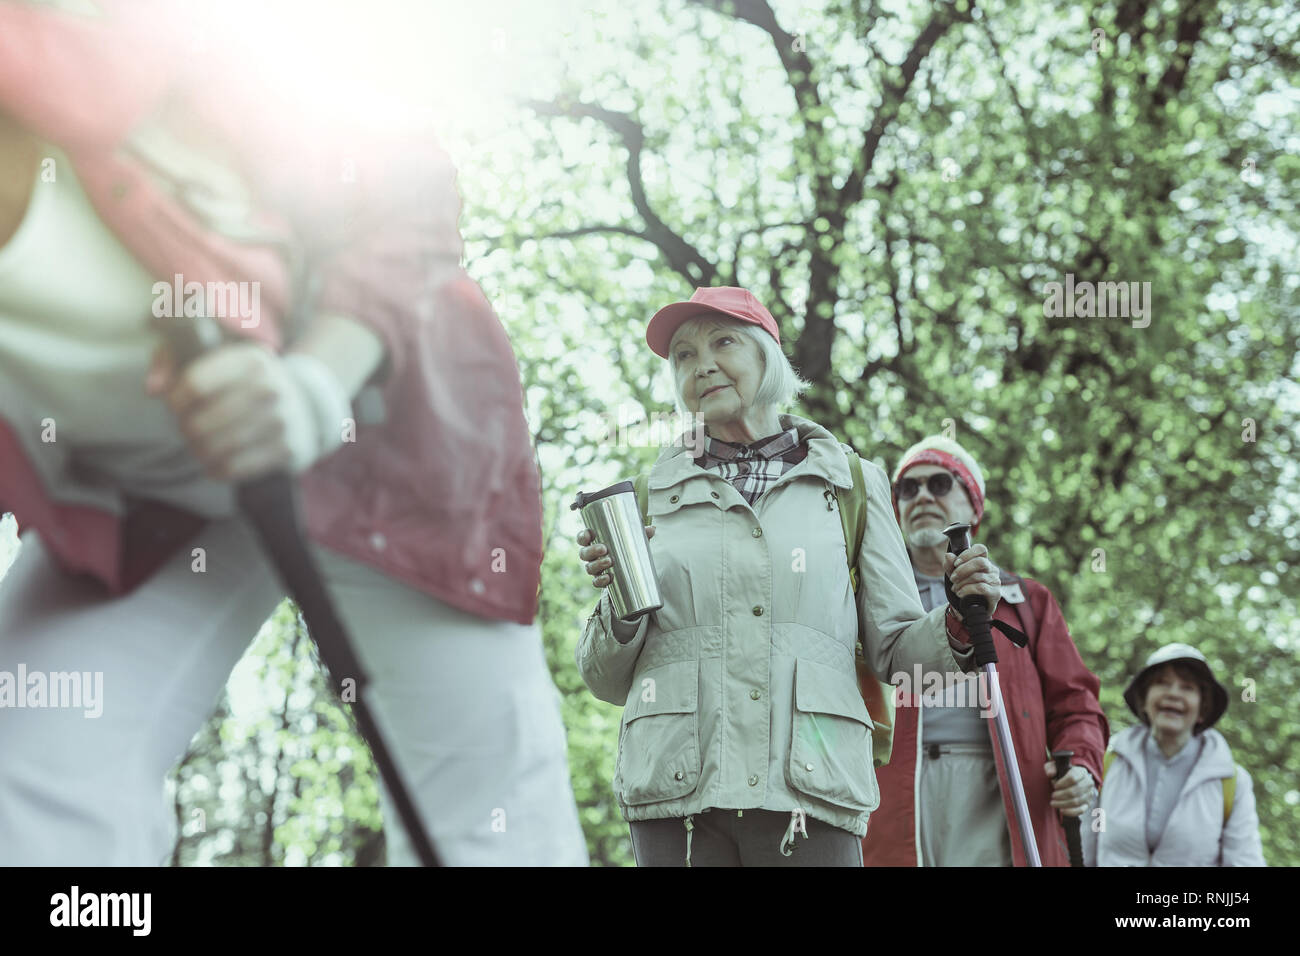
<box><xmin>664</xmin><ymin>315</ymin><xmax>809</xmax><ymax>418</ymax></box>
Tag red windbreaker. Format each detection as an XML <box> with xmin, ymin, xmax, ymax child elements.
<box><xmin>0</xmin><ymin>1</ymin><xmax>543</xmax><ymax>623</ymax></box>
<box><xmin>863</xmin><ymin>575</ymin><xmax>1109</xmax><ymax>866</ymax></box>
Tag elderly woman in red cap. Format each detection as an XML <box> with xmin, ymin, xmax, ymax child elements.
<box><xmin>1085</xmin><ymin>643</ymin><xmax>1265</xmax><ymax>866</ymax></box>
<box><xmin>573</xmin><ymin>286</ymin><xmax>1005</xmax><ymax>866</ymax></box>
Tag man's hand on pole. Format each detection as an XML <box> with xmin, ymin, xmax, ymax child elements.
<box><xmin>943</xmin><ymin>544</ymin><xmax>1002</xmax><ymax>619</ymax></box>
<box><xmin>1045</xmin><ymin>762</ymin><xmax>1096</xmax><ymax>817</ymax></box>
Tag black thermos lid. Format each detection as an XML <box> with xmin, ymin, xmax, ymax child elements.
<box><xmin>570</xmin><ymin>480</ymin><xmax>636</xmax><ymax>511</ymax></box>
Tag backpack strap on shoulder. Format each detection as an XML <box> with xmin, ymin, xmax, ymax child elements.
<box><xmin>836</xmin><ymin>445</ymin><xmax>866</xmax><ymax>594</ymax></box>
<box><xmin>833</xmin><ymin>443</ymin><xmax>897</xmax><ymax>767</ymax></box>
<box><xmin>633</xmin><ymin>472</ymin><xmax>650</xmax><ymax>525</ymax></box>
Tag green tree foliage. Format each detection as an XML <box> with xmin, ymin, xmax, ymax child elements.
<box><xmin>169</xmin><ymin>601</ymin><xmax>384</xmax><ymax>866</ymax></box>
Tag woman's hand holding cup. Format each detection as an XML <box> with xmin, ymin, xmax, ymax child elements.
<box><xmin>577</xmin><ymin>526</ymin><xmax>656</xmax><ymax>589</ymax></box>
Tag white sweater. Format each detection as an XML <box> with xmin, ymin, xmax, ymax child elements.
<box><xmin>0</xmin><ymin>146</ymin><xmax>234</xmax><ymax>520</ymax></box>
<box><xmin>1084</xmin><ymin>725</ymin><xmax>1266</xmax><ymax>866</ymax></box>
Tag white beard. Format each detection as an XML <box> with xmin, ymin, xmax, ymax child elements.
<box><xmin>908</xmin><ymin>527</ymin><xmax>948</xmax><ymax>550</ymax></box>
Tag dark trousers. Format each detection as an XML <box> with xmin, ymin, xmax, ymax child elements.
<box><xmin>629</xmin><ymin>808</ymin><xmax>863</xmax><ymax>867</ymax></box>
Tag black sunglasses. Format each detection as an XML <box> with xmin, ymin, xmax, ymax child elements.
<box><xmin>895</xmin><ymin>472</ymin><xmax>964</xmax><ymax>501</ymax></box>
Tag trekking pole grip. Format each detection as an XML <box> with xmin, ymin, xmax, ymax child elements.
<box><xmin>154</xmin><ymin>314</ymin><xmax>226</xmax><ymax>367</ymax></box>
<box><xmin>942</xmin><ymin>522</ymin><xmax>998</xmax><ymax>666</ymax></box>
<box><xmin>1053</xmin><ymin>749</ymin><xmax>1086</xmax><ymax>867</ymax></box>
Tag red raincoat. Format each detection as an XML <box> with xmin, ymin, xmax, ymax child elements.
<box><xmin>863</xmin><ymin>574</ymin><xmax>1109</xmax><ymax>866</ymax></box>
<box><xmin>0</xmin><ymin>1</ymin><xmax>542</xmax><ymax>623</ymax></box>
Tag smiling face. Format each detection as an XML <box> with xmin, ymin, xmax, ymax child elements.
<box><xmin>669</xmin><ymin>318</ymin><xmax>765</xmax><ymax>429</ymax></box>
<box><xmin>897</xmin><ymin>464</ymin><xmax>975</xmax><ymax>551</ymax></box>
<box><xmin>1141</xmin><ymin>663</ymin><xmax>1207</xmax><ymax>745</ymax></box>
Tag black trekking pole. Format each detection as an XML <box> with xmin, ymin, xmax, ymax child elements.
<box><xmin>942</xmin><ymin>522</ymin><xmax>1041</xmax><ymax>867</ymax></box>
<box><xmin>1052</xmin><ymin>749</ymin><xmax>1085</xmax><ymax>867</ymax></box>
<box><xmin>156</xmin><ymin>314</ymin><xmax>441</xmax><ymax>867</ymax></box>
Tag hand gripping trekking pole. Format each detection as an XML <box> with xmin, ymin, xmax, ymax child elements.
<box><xmin>1052</xmin><ymin>749</ymin><xmax>1085</xmax><ymax>867</ymax></box>
<box><xmin>156</xmin><ymin>315</ymin><xmax>441</xmax><ymax>867</ymax></box>
<box><xmin>942</xmin><ymin>522</ymin><xmax>1041</xmax><ymax>867</ymax></box>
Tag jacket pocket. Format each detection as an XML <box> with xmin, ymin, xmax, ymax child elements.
<box><xmin>788</xmin><ymin>657</ymin><xmax>878</xmax><ymax>812</ymax></box>
<box><xmin>615</xmin><ymin>659</ymin><xmax>702</xmax><ymax>806</ymax></box>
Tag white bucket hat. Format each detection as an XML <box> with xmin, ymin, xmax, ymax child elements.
<box><xmin>1123</xmin><ymin>643</ymin><xmax>1229</xmax><ymax>733</ymax></box>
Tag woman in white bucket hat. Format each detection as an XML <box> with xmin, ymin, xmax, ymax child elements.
<box><xmin>1084</xmin><ymin>643</ymin><xmax>1265</xmax><ymax>866</ymax></box>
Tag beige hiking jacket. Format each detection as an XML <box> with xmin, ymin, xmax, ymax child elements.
<box><xmin>577</xmin><ymin>414</ymin><xmax>974</xmax><ymax>840</ymax></box>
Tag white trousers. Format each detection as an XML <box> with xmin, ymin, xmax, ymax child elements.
<box><xmin>0</xmin><ymin>517</ymin><xmax>588</xmax><ymax>866</ymax></box>
<box><xmin>917</xmin><ymin>744</ymin><xmax>1013</xmax><ymax>867</ymax></box>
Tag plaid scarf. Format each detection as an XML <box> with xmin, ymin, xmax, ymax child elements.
<box><xmin>694</xmin><ymin>424</ymin><xmax>807</xmax><ymax>505</ymax></box>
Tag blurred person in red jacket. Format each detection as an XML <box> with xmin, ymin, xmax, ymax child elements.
<box><xmin>861</xmin><ymin>435</ymin><xmax>1109</xmax><ymax>866</ymax></box>
<box><xmin>0</xmin><ymin>0</ymin><xmax>586</xmax><ymax>865</ymax></box>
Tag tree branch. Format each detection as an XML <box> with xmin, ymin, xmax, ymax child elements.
<box><xmin>975</xmin><ymin>14</ymin><xmax>1041</xmax><ymax>162</ymax></box>
<box><xmin>525</xmin><ymin>98</ymin><xmax>718</xmax><ymax>286</ymax></box>
<box><xmin>839</xmin><ymin>7</ymin><xmax>968</xmax><ymax>215</ymax></box>
<box><xmin>1152</xmin><ymin>0</ymin><xmax>1215</xmax><ymax>109</ymax></box>
<box><xmin>797</xmin><ymin>9</ymin><xmax>966</xmax><ymax>388</ymax></box>
<box><xmin>685</xmin><ymin>0</ymin><xmax>827</xmax><ymax>166</ymax></box>
<box><xmin>526</xmin><ymin>225</ymin><xmax>649</xmax><ymax>243</ymax></box>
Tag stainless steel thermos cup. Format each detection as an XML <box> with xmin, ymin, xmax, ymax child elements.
<box><xmin>572</xmin><ymin>481</ymin><xmax>664</xmax><ymax>621</ymax></box>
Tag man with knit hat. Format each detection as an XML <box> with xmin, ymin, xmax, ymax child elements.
<box><xmin>861</xmin><ymin>435</ymin><xmax>1109</xmax><ymax>866</ymax></box>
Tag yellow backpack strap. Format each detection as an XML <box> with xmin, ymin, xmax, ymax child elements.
<box><xmin>834</xmin><ymin>446</ymin><xmax>896</xmax><ymax>766</ymax></box>
<box><xmin>837</xmin><ymin>447</ymin><xmax>866</xmax><ymax>594</ymax></box>
<box><xmin>633</xmin><ymin>472</ymin><xmax>650</xmax><ymax>525</ymax></box>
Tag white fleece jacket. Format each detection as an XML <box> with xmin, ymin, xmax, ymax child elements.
<box><xmin>1084</xmin><ymin>725</ymin><xmax>1266</xmax><ymax>866</ymax></box>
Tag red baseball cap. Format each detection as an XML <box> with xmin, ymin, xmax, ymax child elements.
<box><xmin>646</xmin><ymin>287</ymin><xmax>781</xmax><ymax>358</ymax></box>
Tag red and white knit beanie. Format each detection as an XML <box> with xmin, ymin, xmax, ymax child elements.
<box><xmin>891</xmin><ymin>435</ymin><xmax>987</xmax><ymax>535</ymax></box>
